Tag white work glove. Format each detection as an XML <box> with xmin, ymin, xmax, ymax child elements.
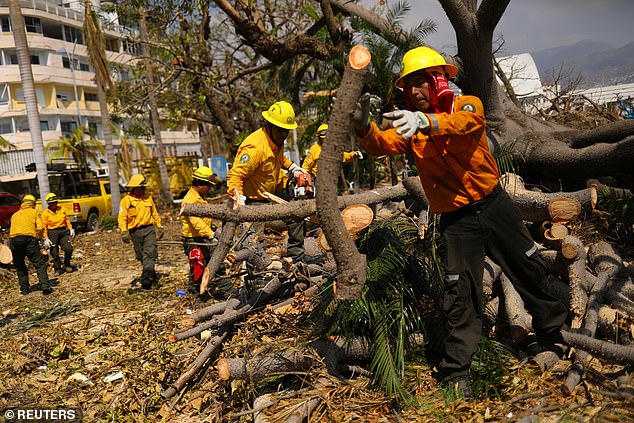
<box><xmin>354</xmin><ymin>151</ymin><xmax>364</xmax><ymax>159</ymax></box>
<box><xmin>42</xmin><ymin>237</ymin><xmax>53</xmax><ymax>249</ymax></box>
<box><xmin>351</xmin><ymin>93</ymin><xmax>372</xmax><ymax>130</ymax></box>
<box><xmin>69</xmin><ymin>228</ymin><xmax>75</xmax><ymax>237</ymax></box>
<box><xmin>288</xmin><ymin>163</ymin><xmax>308</xmax><ymax>178</ymax></box>
<box><xmin>383</xmin><ymin>110</ymin><xmax>430</xmax><ymax>139</ymax></box>
<box><xmin>238</xmin><ymin>194</ymin><xmax>246</xmax><ymax>205</ymax></box>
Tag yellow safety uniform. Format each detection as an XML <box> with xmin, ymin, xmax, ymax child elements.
<box><xmin>358</xmin><ymin>95</ymin><xmax>499</xmax><ymax>213</ymax></box>
<box><xmin>180</xmin><ymin>188</ymin><xmax>214</xmax><ymax>238</ymax></box>
<box><xmin>118</xmin><ymin>194</ymin><xmax>161</xmax><ymax>231</ymax></box>
<box><xmin>226</xmin><ymin>128</ymin><xmax>292</xmax><ymax>200</ymax></box>
<box><xmin>9</xmin><ymin>203</ymin><xmax>44</xmax><ymax>239</ymax></box>
<box><xmin>42</xmin><ymin>207</ymin><xmax>72</xmax><ymax>237</ymax></box>
<box><xmin>302</xmin><ymin>143</ymin><xmax>356</xmax><ymax>175</ymax></box>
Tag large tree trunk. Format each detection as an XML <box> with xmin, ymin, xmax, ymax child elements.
<box><xmin>96</xmin><ymin>82</ymin><xmax>120</xmax><ymax>217</ymax></box>
<box><xmin>9</xmin><ymin>0</ymin><xmax>50</xmax><ymax>202</ymax></box>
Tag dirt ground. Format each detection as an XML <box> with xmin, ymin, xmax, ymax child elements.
<box><xmin>1</xmin><ymin>211</ymin><xmax>633</xmax><ymax>422</ymax></box>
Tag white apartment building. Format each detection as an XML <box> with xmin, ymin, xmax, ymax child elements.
<box><xmin>0</xmin><ymin>0</ymin><xmax>201</xmax><ymax>175</ymax></box>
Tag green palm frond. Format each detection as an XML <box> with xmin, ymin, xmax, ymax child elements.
<box><xmin>45</xmin><ymin>126</ymin><xmax>105</xmax><ymax>166</ymax></box>
<box><xmin>584</xmin><ymin>186</ymin><xmax>634</xmax><ymax>249</ymax></box>
<box><xmin>0</xmin><ymin>135</ymin><xmax>16</xmax><ymax>156</ymax></box>
<box><xmin>469</xmin><ymin>338</ymin><xmax>515</xmax><ymax>398</ymax></box>
<box><xmin>492</xmin><ymin>139</ymin><xmax>517</xmax><ymax>175</ymax></box>
<box><xmin>311</xmin><ymin>217</ymin><xmax>444</xmax><ymax>402</ymax></box>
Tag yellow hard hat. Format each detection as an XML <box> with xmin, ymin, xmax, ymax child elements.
<box><xmin>46</xmin><ymin>193</ymin><xmax>59</xmax><ymax>203</ymax></box>
<box><xmin>317</xmin><ymin>124</ymin><xmax>328</xmax><ymax>139</ymax></box>
<box><xmin>262</xmin><ymin>101</ymin><xmax>298</xmax><ymax>130</ymax></box>
<box><xmin>395</xmin><ymin>46</ymin><xmax>458</xmax><ymax>88</ymax></box>
<box><xmin>192</xmin><ymin>166</ymin><xmax>214</xmax><ymax>184</ymax></box>
<box><xmin>126</xmin><ymin>174</ymin><xmax>147</xmax><ymax>188</ymax></box>
<box><xmin>22</xmin><ymin>194</ymin><xmax>36</xmax><ymax>203</ymax></box>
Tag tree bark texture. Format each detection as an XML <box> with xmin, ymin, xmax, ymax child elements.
<box><xmin>317</xmin><ymin>46</ymin><xmax>370</xmax><ymax>300</ymax></box>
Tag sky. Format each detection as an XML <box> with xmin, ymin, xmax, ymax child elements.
<box><xmin>364</xmin><ymin>0</ymin><xmax>634</xmax><ymax>55</ymax></box>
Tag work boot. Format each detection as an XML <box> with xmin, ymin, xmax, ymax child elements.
<box><xmin>42</xmin><ymin>287</ymin><xmax>53</xmax><ymax>295</ymax></box>
<box><xmin>443</xmin><ymin>376</ymin><xmax>474</xmax><ymax>400</ymax></box>
<box><xmin>55</xmin><ymin>268</ymin><xmax>64</xmax><ymax>276</ymax></box>
<box><xmin>20</xmin><ymin>287</ymin><xmax>31</xmax><ymax>295</ymax></box>
<box><xmin>65</xmin><ymin>266</ymin><xmax>73</xmax><ymax>274</ymax></box>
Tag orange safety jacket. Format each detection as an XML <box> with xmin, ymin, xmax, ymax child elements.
<box><xmin>358</xmin><ymin>95</ymin><xmax>499</xmax><ymax>213</ymax></box>
<box><xmin>42</xmin><ymin>207</ymin><xmax>72</xmax><ymax>237</ymax></box>
<box><xmin>227</xmin><ymin>128</ymin><xmax>292</xmax><ymax>200</ymax></box>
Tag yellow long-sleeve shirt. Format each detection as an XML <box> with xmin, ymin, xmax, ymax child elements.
<box><xmin>118</xmin><ymin>194</ymin><xmax>161</xmax><ymax>231</ymax></box>
<box><xmin>180</xmin><ymin>188</ymin><xmax>214</xmax><ymax>238</ymax></box>
<box><xmin>9</xmin><ymin>203</ymin><xmax>44</xmax><ymax>239</ymax></box>
<box><xmin>358</xmin><ymin>95</ymin><xmax>499</xmax><ymax>213</ymax></box>
<box><xmin>226</xmin><ymin>128</ymin><xmax>292</xmax><ymax>200</ymax></box>
<box><xmin>301</xmin><ymin>142</ymin><xmax>357</xmax><ymax>175</ymax></box>
<box><xmin>42</xmin><ymin>207</ymin><xmax>72</xmax><ymax>237</ymax></box>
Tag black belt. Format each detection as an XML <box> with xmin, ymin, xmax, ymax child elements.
<box><xmin>448</xmin><ymin>184</ymin><xmax>502</xmax><ymax>215</ymax></box>
<box><xmin>130</xmin><ymin>224</ymin><xmax>153</xmax><ymax>232</ymax></box>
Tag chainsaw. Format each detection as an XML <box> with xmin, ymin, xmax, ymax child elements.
<box><xmin>292</xmin><ymin>172</ymin><xmax>315</xmax><ymax>199</ymax></box>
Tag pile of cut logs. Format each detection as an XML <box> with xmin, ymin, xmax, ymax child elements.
<box><xmin>166</xmin><ymin>172</ymin><xmax>633</xmax><ymax>416</ymax></box>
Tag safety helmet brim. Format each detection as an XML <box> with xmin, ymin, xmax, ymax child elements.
<box><xmin>262</xmin><ymin>111</ymin><xmax>298</xmax><ymax>130</ymax></box>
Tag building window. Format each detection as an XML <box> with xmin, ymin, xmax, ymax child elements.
<box><xmin>88</xmin><ymin>122</ymin><xmax>98</xmax><ymax>135</ymax></box>
<box><xmin>24</xmin><ymin>17</ymin><xmax>42</xmax><ymax>34</ymax></box>
<box><xmin>30</xmin><ymin>55</ymin><xmax>40</xmax><ymax>65</ymax></box>
<box><xmin>79</xmin><ymin>62</ymin><xmax>90</xmax><ymax>71</ymax></box>
<box><xmin>63</xmin><ymin>26</ymin><xmax>83</xmax><ymax>44</ymax></box>
<box><xmin>85</xmin><ymin>93</ymin><xmax>98</xmax><ymax>102</ymax></box>
<box><xmin>0</xmin><ymin>119</ymin><xmax>12</xmax><ymax>134</ymax></box>
<box><xmin>1</xmin><ymin>17</ymin><xmax>11</xmax><ymax>32</ymax></box>
<box><xmin>8</xmin><ymin>54</ymin><xmax>19</xmax><ymax>65</ymax></box>
<box><xmin>0</xmin><ymin>84</ymin><xmax>8</xmax><ymax>105</ymax></box>
<box><xmin>61</xmin><ymin>121</ymin><xmax>77</xmax><ymax>137</ymax></box>
<box><xmin>40</xmin><ymin>121</ymin><xmax>50</xmax><ymax>131</ymax></box>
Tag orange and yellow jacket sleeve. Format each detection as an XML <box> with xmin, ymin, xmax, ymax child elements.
<box><xmin>302</xmin><ymin>143</ymin><xmax>321</xmax><ymax>174</ymax></box>
<box><xmin>358</xmin><ymin>96</ymin><xmax>498</xmax><ymax>213</ymax></box>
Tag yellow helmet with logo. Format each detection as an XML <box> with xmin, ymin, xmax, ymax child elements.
<box><xmin>262</xmin><ymin>101</ymin><xmax>298</xmax><ymax>130</ymax></box>
<box><xmin>46</xmin><ymin>193</ymin><xmax>59</xmax><ymax>203</ymax></box>
<box><xmin>192</xmin><ymin>166</ymin><xmax>215</xmax><ymax>184</ymax></box>
<box><xmin>316</xmin><ymin>123</ymin><xmax>328</xmax><ymax>139</ymax></box>
<box><xmin>22</xmin><ymin>194</ymin><xmax>36</xmax><ymax>203</ymax></box>
<box><xmin>395</xmin><ymin>46</ymin><xmax>458</xmax><ymax>88</ymax></box>
<box><xmin>126</xmin><ymin>174</ymin><xmax>147</xmax><ymax>188</ymax></box>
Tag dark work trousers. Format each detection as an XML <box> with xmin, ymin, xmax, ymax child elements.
<box><xmin>48</xmin><ymin>227</ymin><xmax>73</xmax><ymax>271</ymax></box>
<box><xmin>182</xmin><ymin>237</ymin><xmax>213</xmax><ymax>294</ymax></box>
<box><xmin>9</xmin><ymin>236</ymin><xmax>50</xmax><ymax>293</ymax></box>
<box><xmin>437</xmin><ymin>185</ymin><xmax>568</xmax><ymax>380</ymax></box>
<box><xmin>130</xmin><ymin>224</ymin><xmax>158</xmax><ymax>288</ymax></box>
<box><xmin>247</xmin><ymin>189</ymin><xmax>305</xmax><ymax>261</ymax></box>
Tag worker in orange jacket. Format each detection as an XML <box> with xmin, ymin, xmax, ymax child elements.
<box><xmin>118</xmin><ymin>174</ymin><xmax>164</xmax><ymax>289</ymax></box>
<box><xmin>226</xmin><ymin>100</ymin><xmax>308</xmax><ymax>262</ymax></box>
<box><xmin>353</xmin><ymin>46</ymin><xmax>568</xmax><ymax>398</ymax></box>
<box><xmin>9</xmin><ymin>195</ymin><xmax>51</xmax><ymax>295</ymax></box>
<box><xmin>42</xmin><ymin>193</ymin><xmax>75</xmax><ymax>275</ymax></box>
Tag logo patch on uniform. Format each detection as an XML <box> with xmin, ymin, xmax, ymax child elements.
<box><xmin>461</xmin><ymin>103</ymin><xmax>476</xmax><ymax>113</ymax></box>
<box><xmin>239</xmin><ymin>153</ymin><xmax>250</xmax><ymax>164</ymax></box>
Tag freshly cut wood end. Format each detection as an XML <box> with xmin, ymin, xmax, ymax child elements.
<box><xmin>167</xmin><ymin>333</ymin><xmax>177</xmax><ymax>343</ymax></box>
<box><xmin>349</xmin><ymin>45</ymin><xmax>371</xmax><ymax>70</ymax></box>
<box><xmin>217</xmin><ymin>358</ymin><xmax>231</xmax><ymax>380</ymax></box>
<box><xmin>548</xmin><ymin>197</ymin><xmax>581</xmax><ymax>223</ymax></box>
<box><xmin>544</xmin><ymin>222</ymin><xmax>569</xmax><ymax>240</ymax></box>
<box><xmin>0</xmin><ymin>243</ymin><xmax>12</xmax><ymax>265</ymax></box>
<box><xmin>180</xmin><ymin>317</ymin><xmax>196</xmax><ymax>329</ymax></box>
<box><xmin>317</xmin><ymin>231</ymin><xmax>332</xmax><ymax>252</ymax></box>
<box><xmin>200</xmin><ymin>267</ymin><xmax>210</xmax><ymax>295</ymax></box>
<box><xmin>561</xmin><ymin>242</ymin><xmax>580</xmax><ymax>260</ymax></box>
<box><xmin>341</xmin><ymin>204</ymin><xmax>374</xmax><ymax>235</ymax></box>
